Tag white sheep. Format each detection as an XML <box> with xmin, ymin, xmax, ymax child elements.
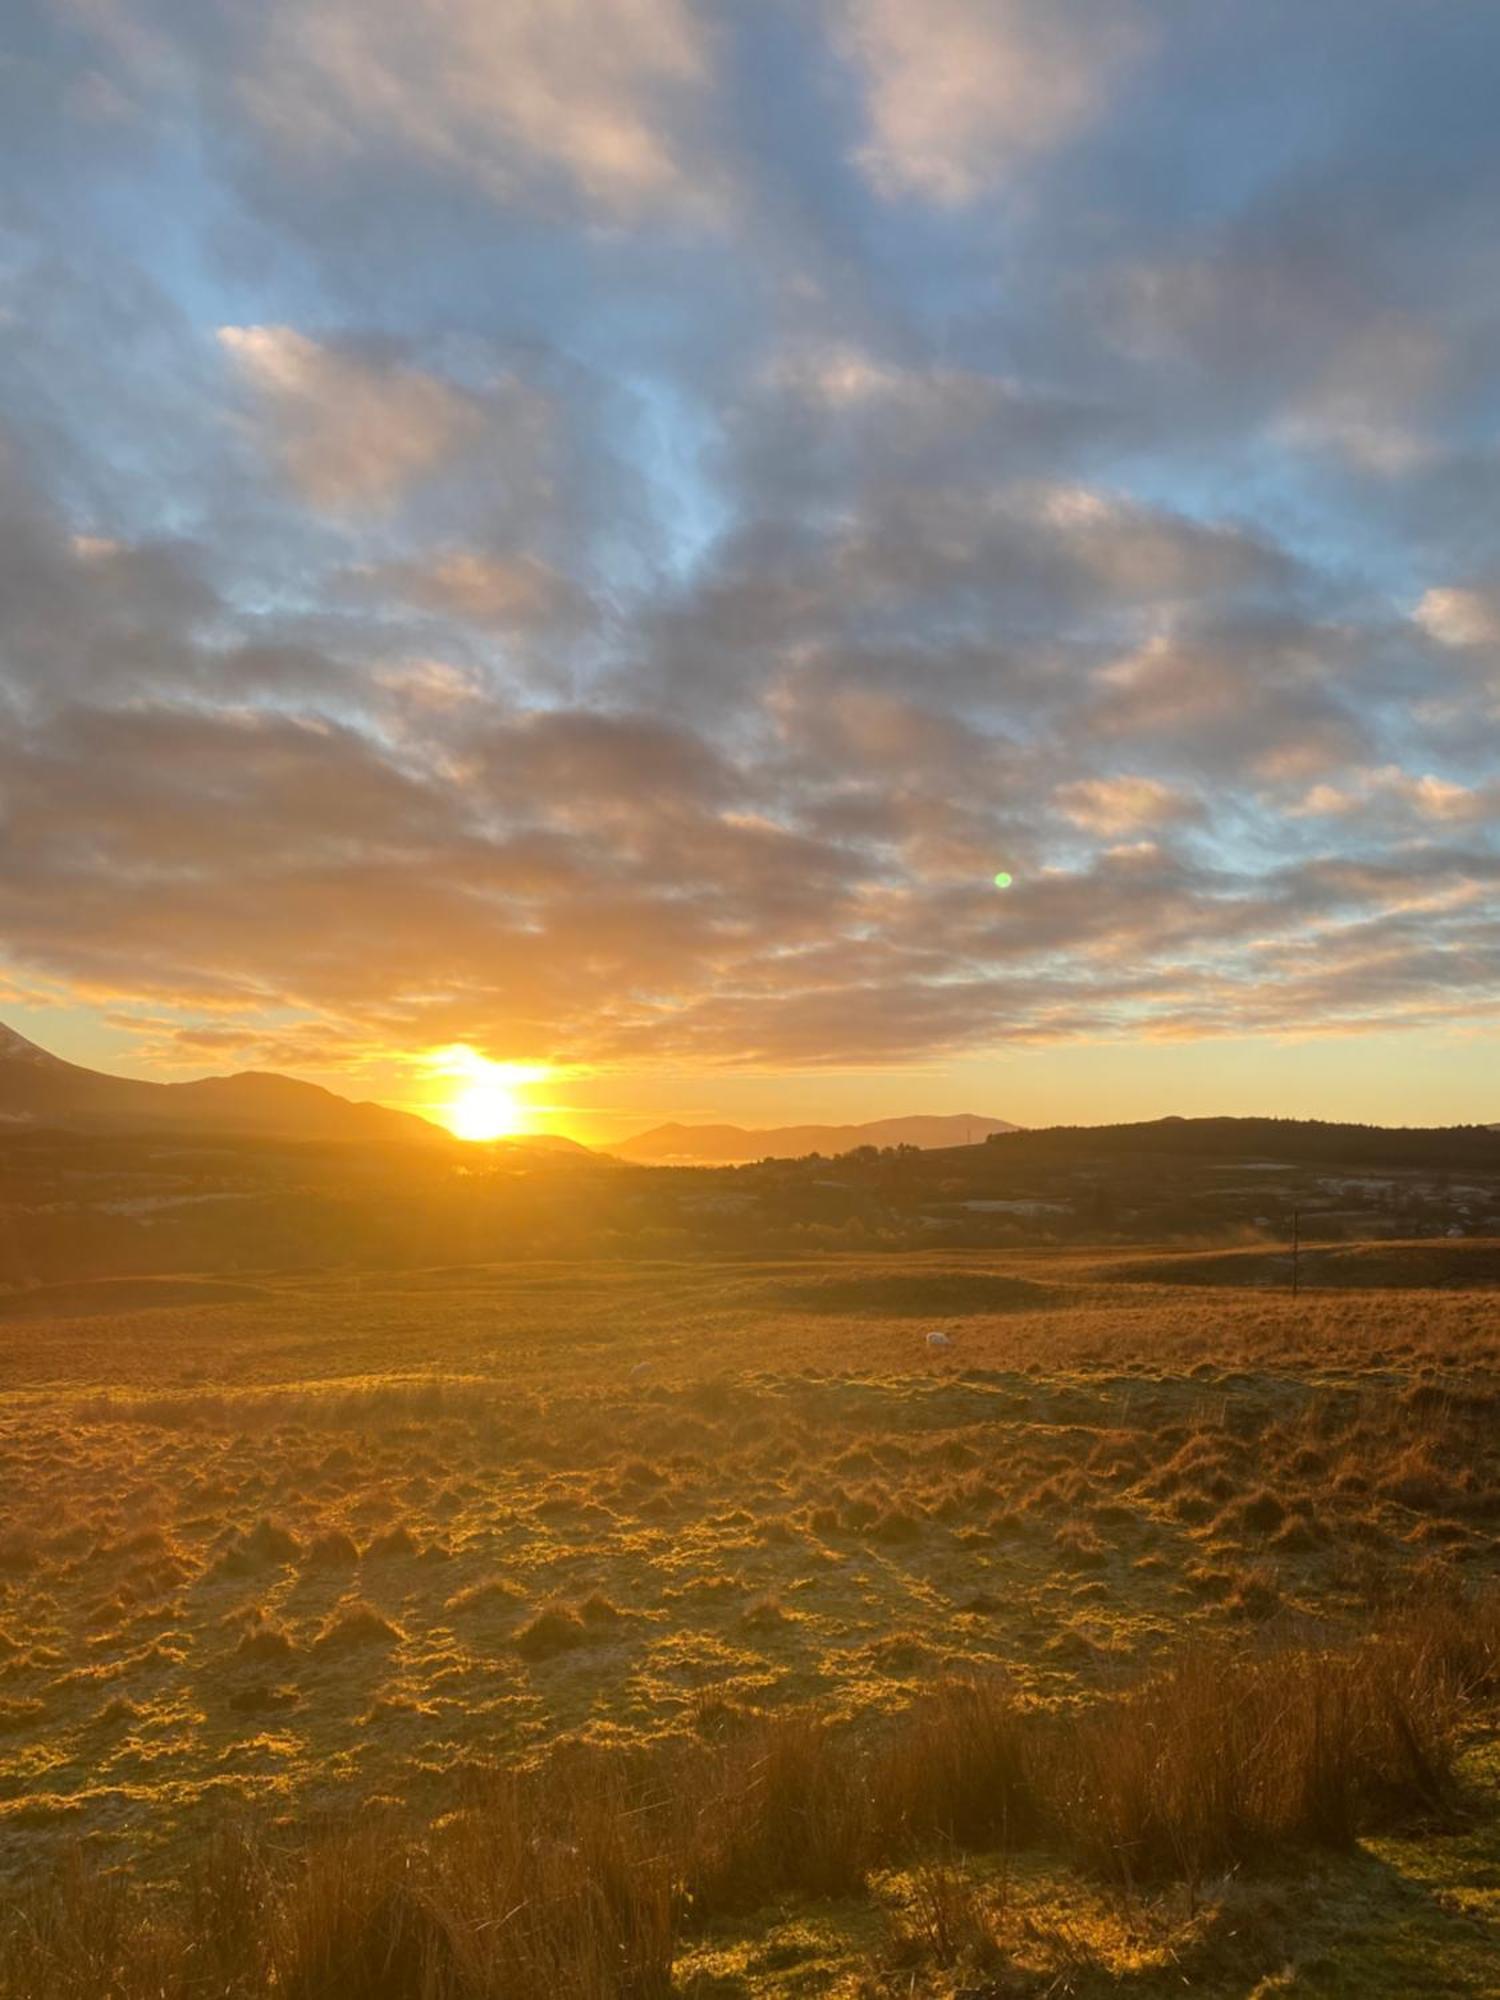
<box><xmin>925</xmin><ymin>1330</ymin><xmax>952</xmax><ymax>1350</ymax></box>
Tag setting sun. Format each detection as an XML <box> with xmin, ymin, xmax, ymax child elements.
<box><xmin>429</xmin><ymin>1047</ymin><xmax>544</xmax><ymax>1141</ymax></box>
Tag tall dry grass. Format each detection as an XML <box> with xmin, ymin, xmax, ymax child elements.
<box><xmin>4</xmin><ymin>1592</ymin><xmax>1497</xmax><ymax>1999</ymax></box>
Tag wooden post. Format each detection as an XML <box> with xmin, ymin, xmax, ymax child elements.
<box><xmin>1291</xmin><ymin>1209</ymin><xmax>1300</xmax><ymax>1300</ymax></box>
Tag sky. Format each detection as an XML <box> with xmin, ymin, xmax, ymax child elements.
<box><xmin>2</xmin><ymin>0</ymin><xmax>1499</xmax><ymax>1142</ymax></box>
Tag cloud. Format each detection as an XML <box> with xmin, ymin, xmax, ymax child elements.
<box><xmin>1277</xmin><ymin>315</ymin><xmax>1446</xmax><ymax>475</ymax></box>
<box><xmin>1293</xmin><ymin>766</ymin><xmax>1496</xmax><ymax>826</ymax></box>
<box><xmin>1089</xmin><ymin>614</ymin><xmax>1369</xmax><ymax>779</ymax></box>
<box><xmin>0</xmin><ymin>439</ymin><xmax>216</xmax><ymax>704</ymax></box>
<box><xmin>234</xmin><ymin>0</ymin><xmax>718</xmax><ymax>218</ymax></box>
<box><xmin>362</xmin><ymin>549</ymin><xmax>575</xmax><ymax>628</ymax></box>
<box><xmin>4</xmin><ymin>1</ymin><xmax>1500</xmax><ymax>1089</ymax></box>
<box><xmin>835</xmin><ymin>0</ymin><xmax>1145</xmax><ymax>201</ymax></box>
<box><xmin>1415</xmin><ymin>586</ymin><xmax>1500</xmax><ymax>650</ymax></box>
<box><xmin>3</xmin><ymin>671</ymin><xmax>1495</xmax><ymax>1074</ymax></box>
<box><xmin>1054</xmin><ymin>776</ymin><xmax>1197</xmax><ymax>836</ymax></box>
<box><xmin>218</xmin><ymin>327</ymin><xmax>475</xmax><ymax>509</ymax></box>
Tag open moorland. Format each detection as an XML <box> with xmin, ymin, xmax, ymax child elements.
<box><xmin>3</xmin><ymin>1249</ymin><xmax>1500</xmax><ymax>1995</ymax></box>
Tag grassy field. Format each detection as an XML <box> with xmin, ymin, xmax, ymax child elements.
<box><xmin>2</xmin><ymin>1247</ymin><xmax>1500</xmax><ymax>1994</ymax></box>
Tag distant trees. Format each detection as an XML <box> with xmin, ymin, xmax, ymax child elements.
<box><xmin>983</xmin><ymin>1117</ymin><xmax>1500</xmax><ymax>1170</ymax></box>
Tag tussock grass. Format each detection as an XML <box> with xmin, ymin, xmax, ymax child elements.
<box><xmin>512</xmin><ymin>1603</ymin><xmax>590</xmax><ymax>1660</ymax></box>
<box><xmin>311</xmin><ymin>1600</ymin><xmax>402</xmax><ymax>1652</ymax></box>
<box><xmin>7</xmin><ymin>1251</ymin><xmax>1500</xmax><ymax>1991</ymax></box>
<box><xmin>302</xmin><ymin>1527</ymin><xmax>360</xmax><ymax>1568</ymax></box>
<box><xmin>235</xmin><ymin>1620</ymin><xmax>297</xmax><ymax>1662</ymax></box>
<box><xmin>4</xmin><ymin>1593</ymin><xmax>1498</xmax><ymax>1997</ymax></box>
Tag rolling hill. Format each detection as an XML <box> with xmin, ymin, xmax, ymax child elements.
<box><xmin>0</xmin><ymin>1022</ymin><xmax>447</xmax><ymax>1147</ymax></box>
<box><xmin>970</xmin><ymin>1114</ymin><xmax>1500</xmax><ymax>1169</ymax></box>
<box><xmin>611</xmin><ymin>1113</ymin><xmax>1019</xmax><ymax>1165</ymax></box>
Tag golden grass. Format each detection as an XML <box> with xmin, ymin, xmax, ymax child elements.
<box><xmin>3</xmin><ymin>1593</ymin><xmax>1496</xmax><ymax>1996</ymax></box>
<box><xmin>1</xmin><ymin>1250</ymin><xmax>1498</xmax><ymax>1992</ymax></box>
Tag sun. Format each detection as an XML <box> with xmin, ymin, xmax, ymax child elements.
<box><xmin>429</xmin><ymin>1047</ymin><xmax>544</xmax><ymax>1142</ymax></box>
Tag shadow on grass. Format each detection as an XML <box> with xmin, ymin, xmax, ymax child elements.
<box><xmin>676</xmin><ymin>1826</ymin><xmax>1500</xmax><ymax>2000</ymax></box>
<box><xmin>1102</xmin><ymin>1239</ymin><xmax>1500</xmax><ymax>1292</ymax></box>
<box><xmin>0</xmin><ymin>1276</ymin><xmax>270</xmax><ymax>1318</ymax></box>
<box><xmin>766</xmin><ymin>1272</ymin><xmax>1057</xmax><ymax>1317</ymax></box>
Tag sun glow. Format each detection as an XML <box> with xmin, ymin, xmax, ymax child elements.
<box><xmin>429</xmin><ymin>1047</ymin><xmax>546</xmax><ymax>1141</ymax></box>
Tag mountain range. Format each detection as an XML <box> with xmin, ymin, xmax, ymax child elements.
<box><xmin>609</xmin><ymin>1114</ymin><xmax>1019</xmax><ymax>1165</ymax></box>
<box><xmin>0</xmin><ymin>1022</ymin><xmax>446</xmax><ymax>1147</ymax></box>
<box><xmin>0</xmin><ymin>1022</ymin><xmax>1021</xmax><ymax>1162</ymax></box>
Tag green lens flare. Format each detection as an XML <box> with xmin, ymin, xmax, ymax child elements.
<box><xmin>993</xmin><ymin>871</ymin><xmax>1013</xmax><ymax>889</ymax></box>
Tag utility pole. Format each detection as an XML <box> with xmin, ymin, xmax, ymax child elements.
<box><xmin>1291</xmin><ymin>1209</ymin><xmax>1300</xmax><ymax>1300</ymax></box>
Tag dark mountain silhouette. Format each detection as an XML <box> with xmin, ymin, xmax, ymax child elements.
<box><xmin>0</xmin><ymin>1022</ymin><xmax>446</xmax><ymax>1146</ymax></box>
<box><xmin>611</xmin><ymin>1113</ymin><xmax>1020</xmax><ymax>1165</ymax></box>
<box><xmin>975</xmin><ymin>1115</ymin><xmax>1500</xmax><ymax>1169</ymax></box>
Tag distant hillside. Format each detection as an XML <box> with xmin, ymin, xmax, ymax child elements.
<box><xmin>496</xmin><ymin>1132</ymin><xmax>595</xmax><ymax>1157</ymax></box>
<box><xmin>612</xmin><ymin>1113</ymin><xmax>1019</xmax><ymax>1165</ymax></box>
<box><xmin>0</xmin><ymin>1022</ymin><xmax>447</xmax><ymax>1147</ymax></box>
<box><xmin>978</xmin><ymin>1115</ymin><xmax>1500</xmax><ymax>1169</ymax></box>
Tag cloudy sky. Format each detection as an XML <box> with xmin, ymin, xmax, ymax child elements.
<box><xmin>2</xmin><ymin>0</ymin><xmax>1499</xmax><ymax>1137</ymax></box>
